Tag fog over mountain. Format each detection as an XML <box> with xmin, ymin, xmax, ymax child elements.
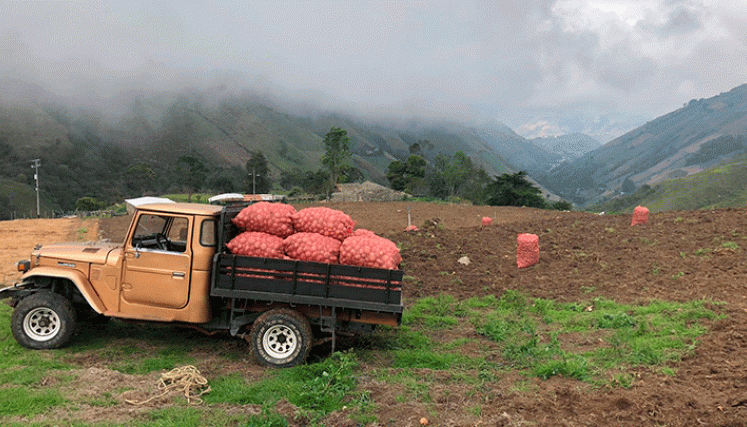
<box><xmin>2</xmin><ymin>1</ymin><xmax>747</xmax><ymax>143</ymax></box>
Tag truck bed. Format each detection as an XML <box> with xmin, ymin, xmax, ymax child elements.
<box><xmin>210</xmin><ymin>203</ymin><xmax>403</xmax><ymax>316</ymax></box>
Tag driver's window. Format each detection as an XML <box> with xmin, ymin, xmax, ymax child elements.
<box><xmin>130</xmin><ymin>214</ymin><xmax>188</xmax><ymax>253</ymax></box>
<box><xmin>132</xmin><ymin>214</ymin><xmax>168</xmax><ymax>249</ymax></box>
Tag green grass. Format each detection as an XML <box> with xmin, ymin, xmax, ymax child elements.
<box><xmin>465</xmin><ymin>293</ymin><xmax>720</xmax><ymax>383</ymax></box>
<box><xmin>0</xmin><ymin>387</ymin><xmax>66</xmax><ymax>417</ymax></box>
<box><xmin>0</xmin><ymin>290</ymin><xmax>726</xmax><ymax>426</ymax></box>
<box><xmin>206</xmin><ymin>352</ymin><xmax>359</xmax><ymax>421</ymax></box>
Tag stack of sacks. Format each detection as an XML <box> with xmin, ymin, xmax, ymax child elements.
<box><xmin>228</xmin><ymin>202</ymin><xmax>296</xmax><ymax>257</ymax></box>
<box><xmin>226</xmin><ymin>204</ymin><xmax>401</xmax><ymax>270</ymax></box>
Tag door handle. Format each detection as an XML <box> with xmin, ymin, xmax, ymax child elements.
<box><xmin>172</xmin><ymin>272</ymin><xmax>186</xmax><ymax>278</ymax></box>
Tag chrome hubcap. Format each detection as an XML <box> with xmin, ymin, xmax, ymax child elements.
<box><xmin>262</xmin><ymin>324</ymin><xmax>297</xmax><ymax>359</ymax></box>
<box><xmin>23</xmin><ymin>307</ymin><xmax>60</xmax><ymax>342</ymax></box>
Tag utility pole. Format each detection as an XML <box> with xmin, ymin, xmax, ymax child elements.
<box><xmin>31</xmin><ymin>159</ymin><xmax>41</xmax><ymax>218</ymax></box>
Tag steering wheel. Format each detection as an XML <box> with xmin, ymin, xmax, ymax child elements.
<box><xmin>155</xmin><ymin>233</ymin><xmax>169</xmax><ymax>250</ymax></box>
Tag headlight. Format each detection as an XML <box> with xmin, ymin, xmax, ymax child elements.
<box><xmin>17</xmin><ymin>260</ymin><xmax>31</xmax><ymax>273</ymax></box>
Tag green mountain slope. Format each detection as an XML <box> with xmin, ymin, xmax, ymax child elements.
<box><xmin>0</xmin><ymin>178</ymin><xmax>58</xmax><ymax>219</ymax></box>
<box><xmin>592</xmin><ymin>153</ymin><xmax>747</xmax><ymax>213</ymax></box>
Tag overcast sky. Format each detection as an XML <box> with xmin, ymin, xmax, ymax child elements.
<box><xmin>1</xmin><ymin>1</ymin><xmax>746</xmax><ymax>142</ymax></box>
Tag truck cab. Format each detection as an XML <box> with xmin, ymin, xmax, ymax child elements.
<box><xmin>3</xmin><ymin>203</ymin><xmax>222</xmax><ymax>348</ymax></box>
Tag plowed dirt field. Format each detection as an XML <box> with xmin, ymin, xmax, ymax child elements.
<box><xmin>3</xmin><ymin>202</ymin><xmax>747</xmax><ymax>426</ymax></box>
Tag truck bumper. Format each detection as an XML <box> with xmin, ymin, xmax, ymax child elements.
<box><xmin>0</xmin><ymin>283</ymin><xmax>32</xmax><ymax>300</ymax></box>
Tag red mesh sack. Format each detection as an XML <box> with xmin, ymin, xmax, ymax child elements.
<box><xmin>226</xmin><ymin>232</ymin><xmax>285</xmax><ymax>258</ymax></box>
<box><xmin>517</xmin><ymin>233</ymin><xmax>539</xmax><ymax>268</ymax></box>
<box><xmin>291</xmin><ymin>207</ymin><xmax>354</xmax><ymax>241</ymax></box>
<box><xmin>340</xmin><ymin>235</ymin><xmax>402</xmax><ymax>270</ymax></box>
<box><xmin>231</xmin><ymin>202</ymin><xmax>296</xmax><ymax>237</ymax></box>
<box><xmin>284</xmin><ymin>232</ymin><xmax>341</xmax><ymax>264</ymax></box>
<box><xmin>631</xmin><ymin>205</ymin><xmax>649</xmax><ymax>226</ymax></box>
<box><xmin>352</xmin><ymin>228</ymin><xmax>378</xmax><ymax>238</ymax></box>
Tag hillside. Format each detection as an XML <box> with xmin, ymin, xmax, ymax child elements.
<box><xmin>0</xmin><ymin>178</ymin><xmax>58</xmax><ymax>219</ymax></box>
<box><xmin>0</xmin><ymin>92</ymin><xmax>523</xmax><ymax>212</ymax></box>
<box><xmin>592</xmin><ymin>152</ymin><xmax>747</xmax><ymax>213</ymax></box>
<box><xmin>543</xmin><ymin>83</ymin><xmax>747</xmax><ymax>206</ymax></box>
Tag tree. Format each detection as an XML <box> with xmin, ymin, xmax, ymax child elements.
<box><xmin>444</xmin><ymin>151</ymin><xmax>473</xmax><ymax>198</ymax></box>
<box><xmin>621</xmin><ymin>177</ymin><xmax>636</xmax><ymax>194</ymax></box>
<box><xmin>279</xmin><ymin>168</ymin><xmax>305</xmax><ymax>191</ymax></box>
<box><xmin>177</xmin><ymin>155</ymin><xmax>208</xmax><ymax>202</ymax></box>
<box><xmin>125</xmin><ymin>163</ymin><xmax>157</xmax><ymax>197</ymax></box>
<box><xmin>428</xmin><ymin>151</ymin><xmax>474</xmax><ymax>199</ymax></box>
<box><xmin>246</xmin><ymin>151</ymin><xmax>271</xmax><ymax>194</ymax></box>
<box><xmin>339</xmin><ymin>164</ymin><xmax>364</xmax><ymax>183</ymax></box>
<box><xmin>387</xmin><ymin>155</ymin><xmax>426</xmax><ymax>192</ymax></box>
<box><xmin>0</xmin><ymin>195</ymin><xmax>15</xmax><ymax>220</ymax></box>
<box><xmin>321</xmin><ymin>127</ymin><xmax>351</xmax><ymax>195</ymax></box>
<box><xmin>75</xmin><ymin>197</ymin><xmax>106</xmax><ymax>212</ymax></box>
<box><xmin>485</xmin><ymin>171</ymin><xmax>547</xmax><ymax>208</ymax></box>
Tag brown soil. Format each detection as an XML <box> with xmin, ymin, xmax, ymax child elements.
<box><xmin>5</xmin><ymin>202</ymin><xmax>747</xmax><ymax>426</ymax></box>
<box><xmin>0</xmin><ymin>217</ymin><xmax>99</xmax><ymax>285</ymax></box>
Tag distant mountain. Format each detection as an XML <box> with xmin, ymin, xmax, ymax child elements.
<box><xmin>543</xmin><ymin>83</ymin><xmax>747</xmax><ymax>206</ymax></box>
<box><xmin>474</xmin><ymin>123</ymin><xmax>561</xmax><ymax>175</ymax></box>
<box><xmin>530</xmin><ymin>133</ymin><xmax>601</xmax><ymax>162</ymax></box>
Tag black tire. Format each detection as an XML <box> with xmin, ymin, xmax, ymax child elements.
<box><xmin>250</xmin><ymin>309</ymin><xmax>312</xmax><ymax>368</ymax></box>
<box><xmin>11</xmin><ymin>291</ymin><xmax>77</xmax><ymax>349</ymax></box>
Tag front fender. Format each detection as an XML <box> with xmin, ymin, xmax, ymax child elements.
<box><xmin>16</xmin><ymin>267</ymin><xmax>107</xmax><ymax>314</ymax></box>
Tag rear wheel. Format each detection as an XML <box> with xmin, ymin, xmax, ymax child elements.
<box><xmin>11</xmin><ymin>291</ymin><xmax>77</xmax><ymax>349</ymax></box>
<box><xmin>250</xmin><ymin>309</ymin><xmax>312</xmax><ymax>368</ymax></box>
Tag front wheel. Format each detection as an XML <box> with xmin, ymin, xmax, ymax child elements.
<box><xmin>11</xmin><ymin>291</ymin><xmax>77</xmax><ymax>349</ymax></box>
<box><xmin>250</xmin><ymin>309</ymin><xmax>312</xmax><ymax>368</ymax></box>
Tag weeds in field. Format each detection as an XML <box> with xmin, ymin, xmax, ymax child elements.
<box><xmin>0</xmin><ymin>291</ymin><xmax>724</xmax><ymax>426</ymax></box>
<box><xmin>721</xmin><ymin>241</ymin><xmax>740</xmax><ymax>251</ymax></box>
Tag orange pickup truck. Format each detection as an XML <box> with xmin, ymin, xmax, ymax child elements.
<box><xmin>1</xmin><ymin>202</ymin><xmax>403</xmax><ymax>367</ymax></box>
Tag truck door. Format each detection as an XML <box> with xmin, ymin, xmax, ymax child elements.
<box><xmin>121</xmin><ymin>213</ymin><xmax>193</xmax><ymax>310</ymax></box>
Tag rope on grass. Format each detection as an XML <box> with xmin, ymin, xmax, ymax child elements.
<box><xmin>125</xmin><ymin>365</ymin><xmax>211</xmax><ymax>406</ymax></box>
